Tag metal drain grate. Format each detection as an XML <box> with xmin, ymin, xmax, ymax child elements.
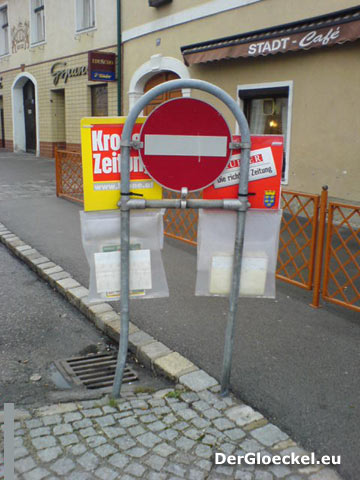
<box><xmin>55</xmin><ymin>353</ymin><xmax>138</xmax><ymax>390</ymax></box>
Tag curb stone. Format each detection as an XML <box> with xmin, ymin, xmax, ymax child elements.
<box><xmin>0</xmin><ymin>222</ymin><xmax>344</xmax><ymax>479</ymax></box>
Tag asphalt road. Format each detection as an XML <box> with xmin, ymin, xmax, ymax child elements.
<box><xmin>0</xmin><ymin>240</ymin><xmax>169</xmax><ymax>409</ymax></box>
<box><xmin>0</xmin><ymin>152</ymin><xmax>359</xmax><ymax>479</ymax></box>
<box><xmin>0</xmin><ymin>241</ymin><xmax>109</xmax><ymax>408</ymax></box>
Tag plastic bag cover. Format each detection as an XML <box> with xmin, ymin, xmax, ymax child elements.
<box><xmin>196</xmin><ymin>209</ymin><xmax>282</xmax><ymax>298</ymax></box>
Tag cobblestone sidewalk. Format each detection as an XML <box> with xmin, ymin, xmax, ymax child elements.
<box><xmin>1</xmin><ymin>385</ymin><xmax>342</xmax><ymax>480</ymax></box>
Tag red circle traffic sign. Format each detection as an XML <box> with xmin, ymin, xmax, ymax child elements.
<box><xmin>139</xmin><ymin>98</ymin><xmax>232</xmax><ymax>192</ymax></box>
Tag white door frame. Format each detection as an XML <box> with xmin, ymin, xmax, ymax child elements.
<box><xmin>11</xmin><ymin>71</ymin><xmax>40</xmax><ymax>156</ymax></box>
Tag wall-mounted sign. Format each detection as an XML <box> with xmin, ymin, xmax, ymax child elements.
<box><xmin>203</xmin><ymin>135</ymin><xmax>283</xmax><ymax>209</ymax></box>
<box><xmin>247</xmin><ymin>25</ymin><xmax>344</xmax><ymax>57</ymax></box>
<box><xmin>51</xmin><ymin>62</ymin><xmax>88</xmax><ymax>86</ymax></box>
<box><xmin>81</xmin><ymin>117</ymin><xmax>162</xmax><ymax>211</ymax></box>
<box><xmin>88</xmin><ymin>51</ymin><xmax>116</xmax><ymax>82</ymax></box>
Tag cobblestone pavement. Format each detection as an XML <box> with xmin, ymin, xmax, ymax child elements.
<box><xmin>1</xmin><ymin>386</ymin><xmax>341</xmax><ymax>480</ymax></box>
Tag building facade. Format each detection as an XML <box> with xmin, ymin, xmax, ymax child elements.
<box><xmin>1</xmin><ymin>0</ymin><xmax>360</xmax><ymax>202</ymax></box>
<box><xmin>0</xmin><ymin>0</ymin><xmax>118</xmax><ymax>157</ymax></box>
<box><xmin>121</xmin><ymin>0</ymin><xmax>360</xmax><ymax>203</ymax></box>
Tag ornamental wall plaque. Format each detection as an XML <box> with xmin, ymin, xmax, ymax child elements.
<box><xmin>11</xmin><ymin>21</ymin><xmax>30</xmax><ymax>53</ymax></box>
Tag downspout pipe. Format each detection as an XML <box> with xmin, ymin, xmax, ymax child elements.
<box><xmin>117</xmin><ymin>0</ymin><xmax>122</xmax><ymax>116</ymax></box>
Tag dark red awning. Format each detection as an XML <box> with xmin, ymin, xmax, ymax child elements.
<box><xmin>181</xmin><ymin>6</ymin><xmax>360</xmax><ymax>65</ymax></box>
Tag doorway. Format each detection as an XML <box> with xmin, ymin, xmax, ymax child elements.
<box><xmin>143</xmin><ymin>72</ymin><xmax>181</xmax><ymax>115</ymax></box>
<box><xmin>0</xmin><ymin>96</ymin><xmax>4</xmax><ymax>148</ymax></box>
<box><xmin>23</xmin><ymin>80</ymin><xmax>36</xmax><ymax>153</ymax></box>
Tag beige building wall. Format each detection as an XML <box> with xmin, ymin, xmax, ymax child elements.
<box><xmin>1</xmin><ymin>0</ymin><xmax>116</xmax><ymax>71</ymax></box>
<box><xmin>187</xmin><ymin>44</ymin><xmax>360</xmax><ymax>200</ymax></box>
<box><xmin>1</xmin><ymin>0</ymin><xmax>359</xmax><ymax>202</ymax></box>
<box><xmin>123</xmin><ymin>0</ymin><xmax>360</xmax><ymax>43</ymax></box>
<box><xmin>122</xmin><ymin>0</ymin><xmax>360</xmax><ymax>202</ymax></box>
<box><xmin>0</xmin><ymin>0</ymin><xmax>118</xmax><ymax>156</ymax></box>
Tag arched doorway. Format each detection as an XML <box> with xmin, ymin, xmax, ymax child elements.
<box><xmin>11</xmin><ymin>72</ymin><xmax>39</xmax><ymax>155</ymax></box>
<box><xmin>143</xmin><ymin>71</ymin><xmax>182</xmax><ymax>115</ymax></box>
<box><xmin>128</xmin><ymin>54</ymin><xmax>191</xmax><ymax>111</ymax></box>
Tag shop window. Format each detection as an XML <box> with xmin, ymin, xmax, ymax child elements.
<box><xmin>238</xmin><ymin>83</ymin><xmax>292</xmax><ymax>183</ymax></box>
<box><xmin>76</xmin><ymin>0</ymin><xmax>95</xmax><ymax>32</ymax></box>
<box><xmin>30</xmin><ymin>0</ymin><xmax>45</xmax><ymax>45</ymax></box>
<box><xmin>0</xmin><ymin>6</ymin><xmax>9</xmax><ymax>56</ymax></box>
<box><xmin>91</xmin><ymin>84</ymin><xmax>108</xmax><ymax>116</ymax></box>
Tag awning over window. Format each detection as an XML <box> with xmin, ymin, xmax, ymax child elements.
<box><xmin>181</xmin><ymin>6</ymin><xmax>360</xmax><ymax>66</ymax></box>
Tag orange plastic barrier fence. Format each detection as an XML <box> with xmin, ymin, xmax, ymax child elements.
<box><xmin>55</xmin><ymin>148</ymin><xmax>83</xmax><ymax>204</ymax></box>
<box><xmin>322</xmin><ymin>202</ymin><xmax>360</xmax><ymax>312</ymax></box>
<box><xmin>276</xmin><ymin>190</ymin><xmax>320</xmax><ymax>291</ymax></box>
<box><xmin>163</xmin><ymin>190</ymin><xmax>200</xmax><ymax>247</ymax></box>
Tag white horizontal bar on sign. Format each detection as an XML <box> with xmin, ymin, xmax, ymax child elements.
<box><xmin>144</xmin><ymin>135</ymin><xmax>228</xmax><ymax>157</ymax></box>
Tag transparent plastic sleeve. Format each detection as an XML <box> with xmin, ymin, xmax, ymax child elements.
<box><xmin>80</xmin><ymin>210</ymin><xmax>169</xmax><ymax>303</ymax></box>
<box><xmin>196</xmin><ymin>209</ymin><xmax>282</xmax><ymax>298</ymax></box>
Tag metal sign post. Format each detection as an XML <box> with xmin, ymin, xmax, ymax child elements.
<box><xmin>112</xmin><ymin>79</ymin><xmax>251</xmax><ymax>398</ymax></box>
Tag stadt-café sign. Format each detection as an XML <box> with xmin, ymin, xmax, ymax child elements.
<box><xmin>88</xmin><ymin>51</ymin><xmax>116</xmax><ymax>82</ymax></box>
<box><xmin>51</xmin><ymin>62</ymin><xmax>88</xmax><ymax>86</ymax></box>
<box><xmin>248</xmin><ymin>25</ymin><xmax>342</xmax><ymax>56</ymax></box>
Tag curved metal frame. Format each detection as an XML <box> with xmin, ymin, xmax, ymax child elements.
<box><xmin>112</xmin><ymin>79</ymin><xmax>251</xmax><ymax>397</ymax></box>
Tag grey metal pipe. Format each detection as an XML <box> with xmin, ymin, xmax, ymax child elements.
<box><xmin>112</xmin><ymin>79</ymin><xmax>251</xmax><ymax>398</ymax></box>
<box><xmin>4</xmin><ymin>403</ymin><xmax>14</xmax><ymax>480</ymax></box>
<box><xmin>123</xmin><ymin>198</ymin><xmax>246</xmax><ymax>211</ymax></box>
<box><xmin>112</xmin><ymin>144</ymin><xmax>131</xmax><ymax>398</ymax></box>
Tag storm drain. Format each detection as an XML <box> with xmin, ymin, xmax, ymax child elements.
<box><xmin>55</xmin><ymin>353</ymin><xmax>138</xmax><ymax>390</ymax></box>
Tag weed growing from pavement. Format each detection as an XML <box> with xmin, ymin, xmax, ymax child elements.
<box><xmin>133</xmin><ymin>386</ymin><xmax>156</xmax><ymax>394</ymax></box>
<box><xmin>108</xmin><ymin>397</ymin><xmax>118</xmax><ymax>408</ymax></box>
<box><xmin>165</xmin><ymin>390</ymin><xmax>182</xmax><ymax>399</ymax></box>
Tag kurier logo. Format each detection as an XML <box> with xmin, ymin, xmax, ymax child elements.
<box><xmin>264</xmin><ymin>190</ymin><xmax>276</xmax><ymax>208</ymax></box>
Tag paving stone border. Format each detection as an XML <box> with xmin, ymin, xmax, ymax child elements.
<box><xmin>0</xmin><ymin>222</ymin><xmax>344</xmax><ymax>479</ymax></box>
<box><xmin>1</xmin><ymin>389</ymin><xmax>343</xmax><ymax>480</ymax></box>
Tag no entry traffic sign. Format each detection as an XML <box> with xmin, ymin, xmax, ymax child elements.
<box><xmin>139</xmin><ymin>98</ymin><xmax>232</xmax><ymax>192</ymax></box>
